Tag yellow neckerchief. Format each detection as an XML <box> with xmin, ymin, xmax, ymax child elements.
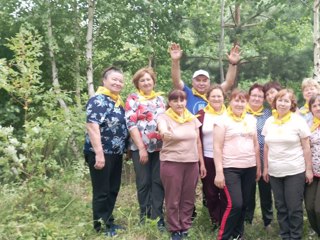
<box><xmin>311</xmin><ymin>116</ymin><xmax>320</xmax><ymax>132</ymax></box>
<box><xmin>203</xmin><ymin>104</ymin><xmax>226</xmax><ymax>115</ymax></box>
<box><xmin>300</xmin><ymin>102</ymin><xmax>309</xmax><ymax>115</ymax></box>
<box><xmin>272</xmin><ymin>110</ymin><xmax>292</xmax><ymax>125</ymax></box>
<box><xmin>246</xmin><ymin>104</ymin><xmax>264</xmax><ymax>116</ymax></box>
<box><xmin>137</xmin><ymin>90</ymin><xmax>163</xmax><ymax>101</ymax></box>
<box><xmin>226</xmin><ymin>106</ymin><xmax>246</xmax><ymax>122</ymax></box>
<box><xmin>192</xmin><ymin>88</ymin><xmax>208</xmax><ymax>102</ymax></box>
<box><xmin>96</xmin><ymin>86</ymin><xmax>124</xmax><ymax>107</ymax></box>
<box><xmin>165</xmin><ymin>107</ymin><xmax>196</xmax><ymax>124</ymax></box>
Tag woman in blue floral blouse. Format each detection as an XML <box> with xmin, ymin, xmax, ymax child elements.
<box><xmin>125</xmin><ymin>67</ymin><xmax>166</xmax><ymax>229</ymax></box>
<box><xmin>84</xmin><ymin>66</ymin><xmax>129</xmax><ymax>237</ymax></box>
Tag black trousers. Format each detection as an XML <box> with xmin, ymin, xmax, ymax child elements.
<box><xmin>131</xmin><ymin>150</ymin><xmax>164</xmax><ymax>221</ymax></box>
<box><xmin>245</xmin><ymin>178</ymin><xmax>273</xmax><ymax>226</ymax></box>
<box><xmin>218</xmin><ymin>167</ymin><xmax>256</xmax><ymax>240</ymax></box>
<box><xmin>84</xmin><ymin>151</ymin><xmax>123</xmax><ymax>231</ymax></box>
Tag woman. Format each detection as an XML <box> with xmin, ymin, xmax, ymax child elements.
<box><xmin>262</xmin><ymin>89</ymin><xmax>313</xmax><ymax>240</ymax></box>
<box><xmin>263</xmin><ymin>81</ymin><xmax>282</xmax><ymax>107</ymax></box>
<box><xmin>299</xmin><ymin>78</ymin><xmax>320</xmax><ymax>124</ymax></box>
<box><xmin>305</xmin><ymin>94</ymin><xmax>320</xmax><ymax>237</ymax></box>
<box><xmin>157</xmin><ymin>89</ymin><xmax>206</xmax><ymax>240</ymax></box>
<box><xmin>245</xmin><ymin>83</ymin><xmax>273</xmax><ymax>229</ymax></box>
<box><xmin>125</xmin><ymin>67</ymin><xmax>165</xmax><ymax>228</ymax></box>
<box><xmin>213</xmin><ymin>89</ymin><xmax>261</xmax><ymax>240</ymax></box>
<box><xmin>197</xmin><ymin>85</ymin><xmax>227</xmax><ymax>229</ymax></box>
<box><xmin>84</xmin><ymin>66</ymin><xmax>129</xmax><ymax>236</ymax></box>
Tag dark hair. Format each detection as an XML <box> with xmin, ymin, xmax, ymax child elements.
<box><xmin>168</xmin><ymin>89</ymin><xmax>186</xmax><ymax>102</ymax></box>
<box><xmin>206</xmin><ymin>84</ymin><xmax>225</xmax><ymax>99</ymax></box>
<box><xmin>263</xmin><ymin>81</ymin><xmax>282</xmax><ymax>95</ymax></box>
<box><xmin>272</xmin><ymin>89</ymin><xmax>297</xmax><ymax>112</ymax></box>
<box><xmin>229</xmin><ymin>89</ymin><xmax>248</xmax><ymax>101</ymax></box>
<box><xmin>309</xmin><ymin>94</ymin><xmax>320</xmax><ymax>113</ymax></box>
<box><xmin>132</xmin><ymin>67</ymin><xmax>156</xmax><ymax>89</ymax></box>
<box><xmin>101</xmin><ymin>66</ymin><xmax>123</xmax><ymax>85</ymax></box>
<box><xmin>249</xmin><ymin>83</ymin><xmax>264</xmax><ymax>96</ymax></box>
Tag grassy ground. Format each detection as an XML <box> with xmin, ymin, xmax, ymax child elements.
<box><xmin>0</xmin><ymin>163</ymin><xmax>318</xmax><ymax>240</ymax></box>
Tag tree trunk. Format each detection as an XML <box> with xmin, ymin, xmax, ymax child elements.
<box><xmin>314</xmin><ymin>0</ymin><xmax>320</xmax><ymax>81</ymax></box>
<box><xmin>86</xmin><ymin>0</ymin><xmax>95</xmax><ymax>97</ymax></box>
<box><xmin>235</xmin><ymin>2</ymin><xmax>241</xmax><ymax>27</ymax></box>
<box><xmin>219</xmin><ymin>0</ymin><xmax>225</xmax><ymax>83</ymax></box>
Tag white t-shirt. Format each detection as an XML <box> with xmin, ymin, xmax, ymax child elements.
<box><xmin>202</xmin><ymin>113</ymin><xmax>225</xmax><ymax>158</ymax></box>
<box><xmin>262</xmin><ymin>113</ymin><xmax>311</xmax><ymax>177</ymax></box>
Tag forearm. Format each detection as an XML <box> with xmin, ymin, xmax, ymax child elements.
<box><xmin>86</xmin><ymin>123</ymin><xmax>103</xmax><ymax>155</ymax></box>
<box><xmin>221</xmin><ymin>64</ymin><xmax>237</xmax><ymax>92</ymax></box>
<box><xmin>129</xmin><ymin>127</ymin><xmax>145</xmax><ymax>150</ymax></box>
<box><xmin>171</xmin><ymin>59</ymin><xmax>183</xmax><ymax>89</ymax></box>
<box><xmin>303</xmin><ymin>148</ymin><xmax>312</xmax><ymax>171</ymax></box>
<box><xmin>197</xmin><ymin>136</ymin><xmax>204</xmax><ymax>165</ymax></box>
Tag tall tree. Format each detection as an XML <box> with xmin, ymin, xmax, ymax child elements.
<box><xmin>86</xmin><ymin>0</ymin><xmax>95</xmax><ymax>97</ymax></box>
<box><xmin>314</xmin><ymin>0</ymin><xmax>320</xmax><ymax>80</ymax></box>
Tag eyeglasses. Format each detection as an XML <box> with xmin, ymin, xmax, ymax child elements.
<box><xmin>250</xmin><ymin>94</ymin><xmax>264</xmax><ymax>99</ymax></box>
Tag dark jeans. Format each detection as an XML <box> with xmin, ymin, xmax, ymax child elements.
<box><xmin>84</xmin><ymin>151</ymin><xmax>123</xmax><ymax>232</ymax></box>
<box><xmin>270</xmin><ymin>172</ymin><xmax>305</xmax><ymax>240</ymax></box>
<box><xmin>305</xmin><ymin>177</ymin><xmax>320</xmax><ymax>236</ymax></box>
<box><xmin>131</xmin><ymin>150</ymin><xmax>164</xmax><ymax>221</ymax></box>
<box><xmin>218</xmin><ymin>167</ymin><xmax>256</xmax><ymax>240</ymax></box>
<box><xmin>245</xmin><ymin>178</ymin><xmax>273</xmax><ymax>226</ymax></box>
<box><xmin>202</xmin><ymin>157</ymin><xmax>227</xmax><ymax>225</ymax></box>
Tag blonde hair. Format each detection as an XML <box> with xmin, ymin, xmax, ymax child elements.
<box><xmin>301</xmin><ymin>78</ymin><xmax>320</xmax><ymax>92</ymax></box>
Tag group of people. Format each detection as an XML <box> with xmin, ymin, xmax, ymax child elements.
<box><xmin>83</xmin><ymin>43</ymin><xmax>320</xmax><ymax>240</ymax></box>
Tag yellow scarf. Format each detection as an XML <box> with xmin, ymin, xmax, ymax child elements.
<box><xmin>204</xmin><ymin>104</ymin><xmax>226</xmax><ymax>115</ymax></box>
<box><xmin>96</xmin><ymin>86</ymin><xmax>124</xmax><ymax>107</ymax></box>
<box><xmin>246</xmin><ymin>104</ymin><xmax>264</xmax><ymax>116</ymax></box>
<box><xmin>272</xmin><ymin>111</ymin><xmax>292</xmax><ymax>125</ymax></box>
<box><xmin>227</xmin><ymin>106</ymin><xmax>246</xmax><ymax>122</ymax></box>
<box><xmin>311</xmin><ymin>116</ymin><xmax>320</xmax><ymax>132</ymax></box>
<box><xmin>138</xmin><ymin>90</ymin><xmax>163</xmax><ymax>101</ymax></box>
<box><xmin>300</xmin><ymin>102</ymin><xmax>309</xmax><ymax>115</ymax></box>
<box><xmin>192</xmin><ymin>88</ymin><xmax>208</xmax><ymax>102</ymax></box>
<box><xmin>165</xmin><ymin>108</ymin><xmax>196</xmax><ymax>124</ymax></box>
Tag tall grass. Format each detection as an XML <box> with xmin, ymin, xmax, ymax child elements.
<box><xmin>0</xmin><ymin>162</ymin><xmax>318</xmax><ymax>239</ymax></box>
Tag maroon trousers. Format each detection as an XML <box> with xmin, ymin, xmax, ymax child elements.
<box><xmin>160</xmin><ymin>161</ymin><xmax>199</xmax><ymax>232</ymax></box>
<box><xmin>202</xmin><ymin>156</ymin><xmax>227</xmax><ymax>225</ymax></box>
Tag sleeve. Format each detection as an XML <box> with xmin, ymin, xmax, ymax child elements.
<box><xmin>297</xmin><ymin>115</ymin><xmax>311</xmax><ymax>138</ymax></box>
<box><xmin>194</xmin><ymin>118</ymin><xmax>202</xmax><ymax>129</ymax></box>
<box><xmin>214</xmin><ymin>115</ymin><xmax>226</xmax><ymax>128</ymax></box>
<box><xmin>86</xmin><ymin>95</ymin><xmax>108</xmax><ymax>125</ymax></box>
<box><xmin>125</xmin><ymin>94</ymin><xmax>139</xmax><ymax>131</ymax></box>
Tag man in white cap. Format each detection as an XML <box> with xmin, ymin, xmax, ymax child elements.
<box><xmin>169</xmin><ymin>43</ymin><xmax>240</xmax><ymax>114</ymax></box>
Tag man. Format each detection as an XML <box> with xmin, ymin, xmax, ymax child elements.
<box><xmin>170</xmin><ymin>42</ymin><xmax>240</xmax><ymax>114</ymax></box>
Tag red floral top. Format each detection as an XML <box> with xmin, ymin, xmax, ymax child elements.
<box><xmin>125</xmin><ymin>93</ymin><xmax>166</xmax><ymax>152</ymax></box>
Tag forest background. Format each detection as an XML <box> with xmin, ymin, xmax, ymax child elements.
<box><xmin>0</xmin><ymin>0</ymin><xmax>320</xmax><ymax>239</ymax></box>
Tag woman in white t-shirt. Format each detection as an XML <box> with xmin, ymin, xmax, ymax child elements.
<box><xmin>262</xmin><ymin>89</ymin><xmax>313</xmax><ymax>240</ymax></box>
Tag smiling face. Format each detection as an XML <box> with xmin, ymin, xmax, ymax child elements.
<box><xmin>169</xmin><ymin>97</ymin><xmax>187</xmax><ymax>116</ymax></box>
<box><xmin>137</xmin><ymin>73</ymin><xmax>155</xmax><ymax>95</ymax></box>
<box><xmin>208</xmin><ymin>88</ymin><xmax>224</xmax><ymax>111</ymax></box>
<box><xmin>265</xmin><ymin>88</ymin><xmax>278</xmax><ymax>106</ymax></box>
<box><xmin>311</xmin><ymin>97</ymin><xmax>320</xmax><ymax>119</ymax></box>
<box><xmin>303</xmin><ymin>85</ymin><xmax>318</xmax><ymax>102</ymax></box>
<box><xmin>102</xmin><ymin>71</ymin><xmax>124</xmax><ymax>94</ymax></box>
<box><xmin>276</xmin><ymin>93</ymin><xmax>292</xmax><ymax>116</ymax></box>
<box><xmin>192</xmin><ymin>75</ymin><xmax>210</xmax><ymax>95</ymax></box>
<box><xmin>248</xmin><ymin>88</ymin><xmax>264</xmax><ymax>110</ymax></box>
<box><xmin>230</xmin><ymin>96</ymin><xmax>247</xmax><ymax>116</ymax></box>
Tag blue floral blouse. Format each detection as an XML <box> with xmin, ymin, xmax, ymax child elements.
<box><xmin>84</xmin><ymin>94</ymin><xmax>129</xmax><ymax>155</ymax></box>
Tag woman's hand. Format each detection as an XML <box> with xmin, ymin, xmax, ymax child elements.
<box><xmin>263</xmin><ymin>168</ymin><xmax>269</xmax><ymax>183</ymax></box>
<box><xmin>256</xmin><ymin>166</ymin><xmax>261</xmax><ymax>181</ymax></box>
<box><xmin>139</xmin><ymin>148</ymin><xmax>148</xmax><ymax>164</ymax></box>
<box><xmin>160</xmin><ymin>131</ymin><xmax>172</xmax><ymax>141</ymax></box>
<box><xmin>305</xmin><ymin>169</ymin><xmax>313</xmax><ymax>184</ymax></box>
<box><xmin>214</xmin><ymin>172</ymin><xmax>225</xmax><ymax>189</ymax></box>
<box><xmin>169</xmin><ymin>43</ymin><xmax>183</xmax><ymax>61</ymax></box>
<box><xmin>199</xmin><ymin>164</ymin><xmax>207</xmax><ymax>179</ymax></box>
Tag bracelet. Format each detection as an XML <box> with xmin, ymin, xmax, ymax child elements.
<box><xmin>229</xmin><ymin>62</ymin><xmax>238</xmax><ymax>66</ymax></box>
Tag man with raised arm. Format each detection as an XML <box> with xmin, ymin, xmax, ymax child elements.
<box><xmin>170</xmin><ymin>43</ymin><xmax>240</xmax><ymax>114</ymax></box>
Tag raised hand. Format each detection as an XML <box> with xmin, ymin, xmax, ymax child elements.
<box><xmin>170</xmin><ymin>42</ymin><xmax>183</xmax><ymax>61</ymax></box>
<box><xmin>226</xmin><ymin>44</ymin><xmax>240</xmax><ymax>65</ymax></box>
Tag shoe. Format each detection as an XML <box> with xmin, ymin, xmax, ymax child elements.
<box><xmin>232</xmin><ymin>235</ymin><xmax>244</xmax><ymax>240</ymax></box>
<box><xmin>157</xmin><ymin>219</ymin><xmax>166</xmax><ymax>232</ymax></box>
<box><xmin>105</xmin><ymin>224</ymin><xmax>125</xmax><ymax>237</ymax></box>
<box><xmin>181</xmin><ymin>230</ymin><xmax>188</xmax><ymax>238</ymax></box>
<box><xmin>171</xmin><ymin>231</ymin><xmax>182</xmax><ymax>240</ymax></box>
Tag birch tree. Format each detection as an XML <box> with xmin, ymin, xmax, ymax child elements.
<box><xmin>86</xmin><ymin>0</ymin><xmax>95</xmax><ymax>97</ymax></box>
